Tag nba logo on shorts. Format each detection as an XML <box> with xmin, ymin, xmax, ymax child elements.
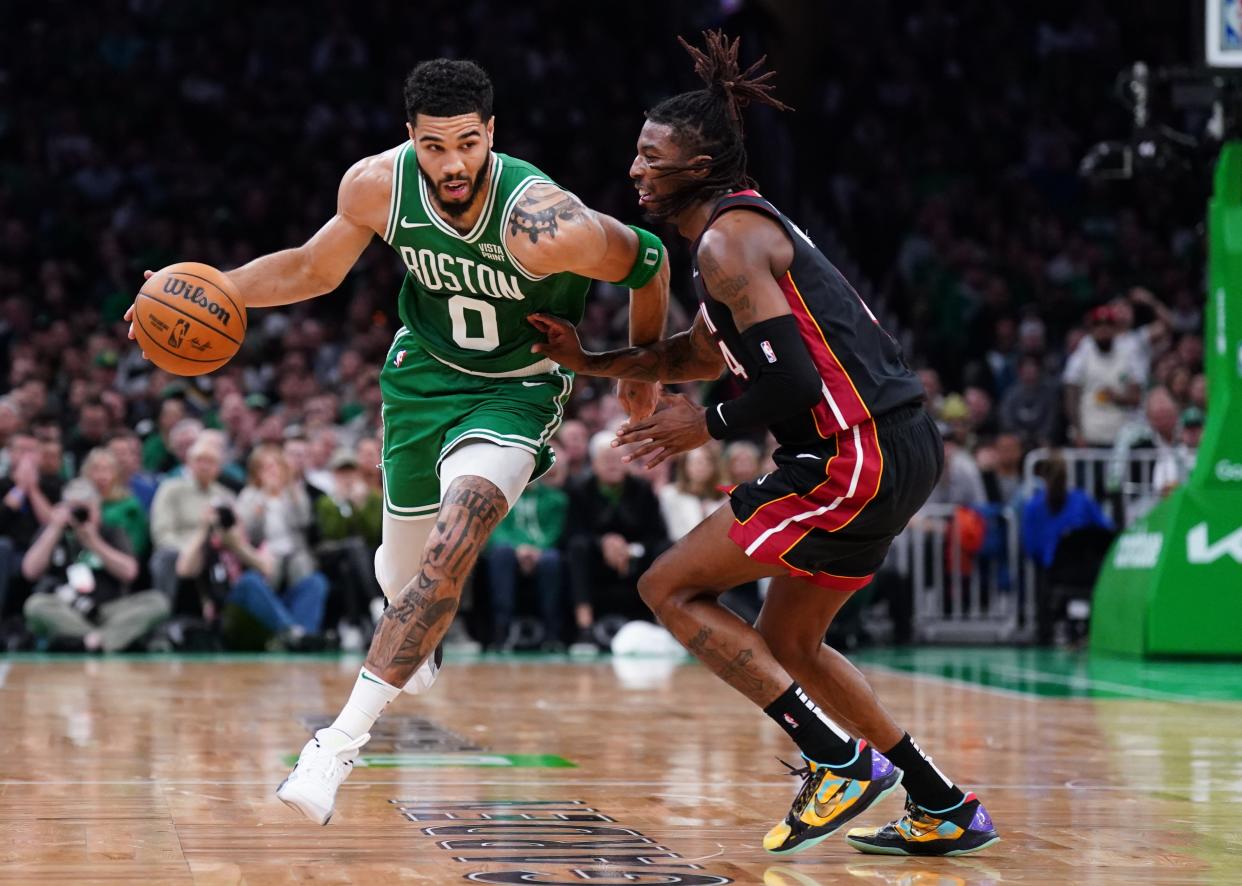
<box><xmin>394</xmin><ymin>349</ymin><xmax>406</xmax><ymax>367</ymax></box>
<box><xmin>1225</xmin><ymin>0</ymin><xmax>1242</xmax><ymax>49</ymax></box>
<box><xmin>761</xmin><ymin>340</ymin><xmax>778</xmax><ymax>363</ymax></box>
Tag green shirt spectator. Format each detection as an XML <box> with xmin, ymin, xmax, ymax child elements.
<box><xmin>81</xmin><ymin>447</ymin><xmax>151</xmax><ymax>559</ymax></box>
<box><xmin>491</xmin><ymin>482</ymin><xmax>568</xmax><ymax>551</ymax></box>
<box><xmin>316</xmin><ymin>451</ymin><xmax>383</xmax><ymax>548</ymax></box>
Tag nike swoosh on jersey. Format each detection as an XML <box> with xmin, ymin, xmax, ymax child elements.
<box><xmin>521</xmin><ymin>381</ymin><xmax>546</xmax><ymax>387</ymax></box>
<box><xmin>756</xmin><ymin>473</ymin><xmax>770</xmax><ymax>485</ymax></box>
<box><xmin>400</xmin><ymin>218</ymin><xmax>434</xmax><ymax>228</ymax></box>
<box><xmin>796</xmin><ymin>453</ymin><xmax>823</xmax><ymax>460</ymax></box>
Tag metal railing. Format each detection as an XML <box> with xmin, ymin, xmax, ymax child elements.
<box><xmin>896</xmin><ymin>503</ymin><xmax>1031</xmax><ymax>643</ymax></box>
<box><xmin>1022</xmin><ymin>446</ymin><xmax>1176</xmax><ymax>527</ymax></box>
<box><xmin>888</xmin><ymin>448</ymin><xmax>1184</xmax><ymax>643</ymax></box>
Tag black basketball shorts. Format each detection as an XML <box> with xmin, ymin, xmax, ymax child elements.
<box><xmin>726</xmin><ymin>404</ymin><xmax>943</xmax><ymax>590</ymax></box>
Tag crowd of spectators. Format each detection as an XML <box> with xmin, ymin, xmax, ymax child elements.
<box><xmin>0</xmin><ymin>1</ymin><xmax>1212</xmax><ymax>651</ymax></box>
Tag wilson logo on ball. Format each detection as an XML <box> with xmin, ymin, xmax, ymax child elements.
<box><xmin>163</xmin><ymin>278</ymin><xmax>233</xmax><ymax>326</ymax></box>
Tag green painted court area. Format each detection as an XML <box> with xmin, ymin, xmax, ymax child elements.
<box><xmin>854</xmin><ymin>646</ymin><xmax>1242</xmax><ymax>702</ymax></box>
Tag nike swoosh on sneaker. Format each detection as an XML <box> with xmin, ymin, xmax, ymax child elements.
<box><xmin>812</xmin><ymin>779</ymin><xmax>848</xmax><ymax>818</ymax></box>
<box><xmin>400</xmin><ymin>218</ymin><xmax>433</xmax><ymax>228</ymax></box>
<box><xmin>902</xmin><ymin>819</ymin><xmax>941</xmax><ymax>839</ymax></box>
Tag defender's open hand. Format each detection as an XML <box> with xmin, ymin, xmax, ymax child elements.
<box><xmin>612</xmin><ymin>392</ymin><xmax>710</xmax><ymax>469</ymax></box>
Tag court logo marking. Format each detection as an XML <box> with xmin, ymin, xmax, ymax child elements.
<box><xmin>391</xmin><ymin>799</ymin><xmax>732</xmax><ymax>885</ymax></box>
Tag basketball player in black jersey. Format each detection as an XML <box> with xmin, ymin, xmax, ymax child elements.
<box><xmin>529</xmin><ymin>32</ymin><xmax>999</xmax><ymax>858</ymax></box>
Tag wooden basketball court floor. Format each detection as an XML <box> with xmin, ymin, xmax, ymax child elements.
<box><xmin>1</xmin><ymin>647</ymin><xmax>1240</xmax><ymax>885</ymax></box>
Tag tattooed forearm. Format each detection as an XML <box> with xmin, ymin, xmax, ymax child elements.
<box><xmin>685</xmin><ymin>625</ymin><xmax>781</xmax><ymax>704</ymax></box>
<box><xmin>364</xmin><ymin>476</ymin><xmax>507</xmax><ymax>683</ymax></box>
<box><xmin>580</xmin><ymin>329</ymin><xmax>722</xmax><ymax>383</ymax></box>
<box><xmin>509</xmin><ymin>184</ymin><xmax>583</xmax><ymax>244</ymax></box>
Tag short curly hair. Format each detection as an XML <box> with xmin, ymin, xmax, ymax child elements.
<box><xmin>403</xmin><ymin>59</ymin><xmax>494</xmax><ymax>123</ymax></box>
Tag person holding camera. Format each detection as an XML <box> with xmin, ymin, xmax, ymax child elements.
<box><xmin>21</xmin><ymin>483</ymin><xmax>170</xmax><ymax>652</ymax></box>
<box><xmin>149</xmin><ymin>431</ymin><xmax>234</xmax><ymax>599</ymax></box>
<box><xmin>175</xmin><ymin>480</ymin><xmax>328</xmax><ymax>650</ymax></box>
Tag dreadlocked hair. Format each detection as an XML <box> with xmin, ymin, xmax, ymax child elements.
<box><xmin>645</xmin><ymin>30</ymin><xmax>792</xmax><ymax>219</ymax></box>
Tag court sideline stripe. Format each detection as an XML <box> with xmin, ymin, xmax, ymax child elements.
<box><xmin>862</xmin><ymin>661</ymin><xmax>1242</xmax><ymax>706</ymax></box>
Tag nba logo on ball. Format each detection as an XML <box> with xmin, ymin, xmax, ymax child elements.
<box><xmin>394</xmin><ymin>349</ymin><xmax>406</xmax><ymax>367</ymax></box>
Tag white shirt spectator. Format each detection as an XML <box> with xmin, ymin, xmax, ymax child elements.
<box><xmin>658</xmin><ymin>485</ymin><xmax>726</xmax><ymax>541</ymax></box>
<box><xmin>1062</xmin><ymin>337</ymin><xmax>1147</xmax><ymax>445</ymax></box>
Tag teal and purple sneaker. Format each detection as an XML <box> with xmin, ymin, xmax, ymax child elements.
<box><xmin>763</xmin><ymin>742</ymin><xmax>903</xmax><ymax>855</ymax></box>
<box><xmin>845</xmin><ymin>793</ymin><xmax>1000</xmax><ymax>856</ymax></box>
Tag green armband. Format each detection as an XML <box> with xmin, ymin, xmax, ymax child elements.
<box><xmin>616</xmin><ymin>226</ymin><xmax>665</xmax><ymax>289</ymax></box>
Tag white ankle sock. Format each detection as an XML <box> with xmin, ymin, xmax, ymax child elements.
<box><xmin>327</xmin><ymin>668</ymin><xmax>401</xmax><ymax>740</ymax></box>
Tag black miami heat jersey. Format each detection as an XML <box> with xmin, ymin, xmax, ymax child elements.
<box><xmin>691</xmin><ymin>190</ymin><xmax>924</xmax><ymax>448</ymax></box>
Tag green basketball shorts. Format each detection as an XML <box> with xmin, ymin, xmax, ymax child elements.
<box><xmin>378</xmin><ymin>329</ymin><xmax>573</xmax><ymax>520</ymax></box>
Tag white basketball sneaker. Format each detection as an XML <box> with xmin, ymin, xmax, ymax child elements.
<box><xmin>277</xmin><ymin>728</ymin><xmax>370</xmax><ymax>825</ymax></box>
<box><xmin>402</xmin><ymin>642</ymin><xmax>443</xmax><ymax>695</ymax></box>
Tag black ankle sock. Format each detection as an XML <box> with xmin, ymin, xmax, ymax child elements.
<box><xmin>763</xmin><ymin>683</ymin><xmax>870</xmax><ymax>779</ymax></box>
<box><xmin>882</xmin><ymin>733</ymin><xmax>967</xmax><ymax>812</ymax></box>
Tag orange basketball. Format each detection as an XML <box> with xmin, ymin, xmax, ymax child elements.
<box><xmin>133</xmin><ymin>262</ymin><xmax>246</xmax><ymax>376</ymax></box>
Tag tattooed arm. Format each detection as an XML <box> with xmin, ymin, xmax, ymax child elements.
<box><xmin>610</xmin><ymin>210</ymin><xmax>819</xmax><ymax>469</ymax></box>
<box><xmin>505</xmin><ymin>182</ymin><xmax>669</xmax><ymax>417</ymax></box>
<box><xmin>529</xmin><ymin>310</ymin><xmax>723</xmax><ymax>382</ymax></box>
<box><xmin>695</xmin><ymin>210</ymin><xmax>795</xmax><ymax>331</ymax></box>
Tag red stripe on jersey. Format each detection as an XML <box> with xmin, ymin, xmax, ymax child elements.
<box><xmin>728</xmin><ymin>419</ymin><xmax>885</xmax><ymax>565</ymax></box>
<box><xmin>777</xmin><ymin>272</ymin><xmax>872</xmax><ymax>433</ymax></box>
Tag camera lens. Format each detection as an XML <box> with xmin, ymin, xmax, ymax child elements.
<box><xmin>70</xmin><ymin>505</ymin><xmax>89</xmax><ymax>524</ymax></box>
<box><xmin>215</xmin><ymin>504</ymin><xmax>236</xmax><ymax>529</ymax></box>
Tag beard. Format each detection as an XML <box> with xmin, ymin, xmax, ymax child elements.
<box><xmin>418</xmin><ymin>161</ymin><xmax>490</xmax><ymax>218</ymax></box>
<box><xmin>640</xmin><ymin>185</ymin><xmax>697</xmax><ymax>225</ymax></box>
<box><xmin>640</xmin><ymin>165</ymin><xmax>725</xmax><ymax>225</ymax></box>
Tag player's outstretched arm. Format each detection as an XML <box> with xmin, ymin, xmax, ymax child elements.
<box><xmin>505</xmin><ymin>182</ymin><xmax>669</xmax><ymax>417</ymax></box>
<box><xmin>611</xmin><ymin>213</ymin><xmax>824</xmax><ymax>468</ymax></box>
<box><xmin>505</xmin><ymin>182</ymin><xmax>669</xmax><ymax>339</ymax></box>
<box><xmin>227</xmin><ymin>153</ymin><xmax>391</xmax><ymax>307</ymax></box>
<box><xmin>529</xmin><ymin>311</ymin><xmax>723</xmax><ymax>383</ymax></box>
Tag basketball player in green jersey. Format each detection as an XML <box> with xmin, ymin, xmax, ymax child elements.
<box><xmin>127</xmin><ymin>59</ymin><xmax>669</xmax><ymax>824</ymax></box>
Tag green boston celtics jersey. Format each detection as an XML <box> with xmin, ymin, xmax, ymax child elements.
<box><xmin>382</xmin><ymin>146</ymin><xmax>590</xmax><ymax>375</ymax></box>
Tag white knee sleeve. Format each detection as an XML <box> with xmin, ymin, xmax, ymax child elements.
<box><xmin>372</xmin><ymin>441</ymin><xmax>533</xmax><ymax>697</ymax></box>
<box><xmin>373</xmin><ymin>511</ymin><xmax>440</xmax><ymax>695</ymax></box>
<box><xmin>439</xmin><ymin>440</ymin><xmax>536</xmax><ymax>509</ymax></box>
<box><xmin>375</xmin><ymin>510</ymin><xmax>436</xmax><ymax>603</ymax></box>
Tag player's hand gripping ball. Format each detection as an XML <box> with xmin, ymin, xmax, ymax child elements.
<box><xmin>129</xmin><ymin>262</ymin><xmax>246</xmax><ymax>376</ymax></box>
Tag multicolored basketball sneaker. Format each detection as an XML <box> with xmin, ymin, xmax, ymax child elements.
<box><xmin>763</xmin><ymin>741</ymin><xmax>902</xmax><ymax>855</ymax></box>
<box><xmin>845</xmin><ymin>793</ymin><xmax>1000</xmax><ymax>856</ymax></box>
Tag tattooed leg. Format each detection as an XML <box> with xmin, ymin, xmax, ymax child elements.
<box><xmin>635</xmin><ymin>506</ymin><xmax>791</xmax><ymax>707</ymax></box>
<box><xmin>364</xmin><ymin>475</ymin><xmax>507</xmax><ymax>686</ymax></box>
